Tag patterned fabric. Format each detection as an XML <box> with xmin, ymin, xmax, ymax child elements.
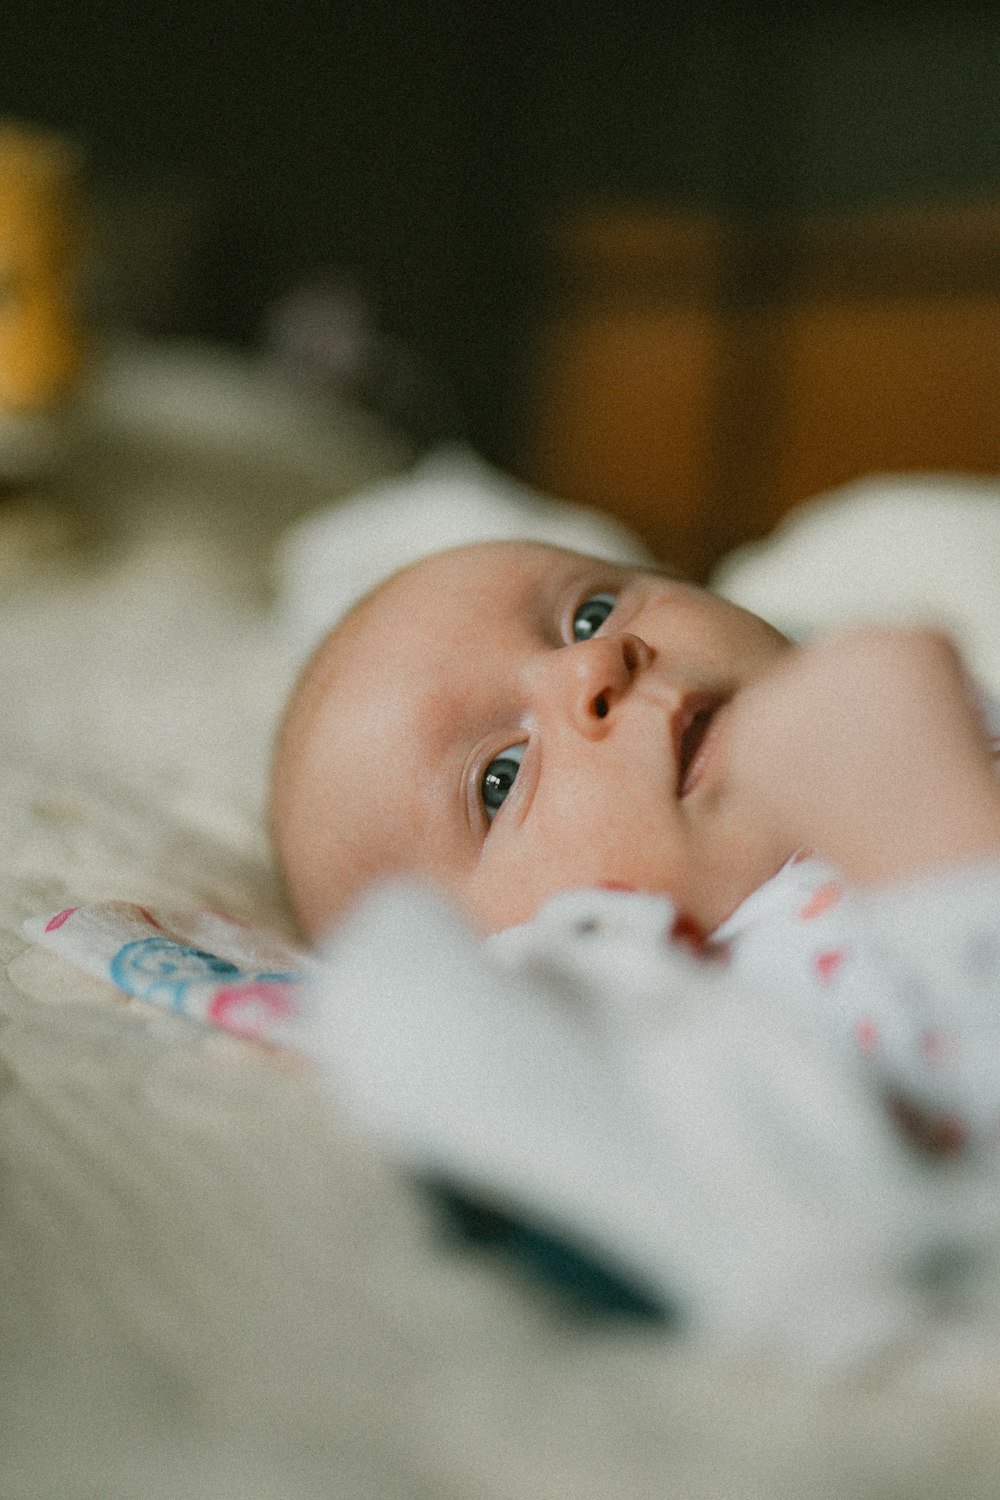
<box><xmin>25</xmin><ymin>902</ymin><xmax>315</xmax><ymax>1046</ymax></box>
<box><xmin>715</xmin><ymin>852</ymin><xmax>1000</xmax><ymax>1152</ymax></box>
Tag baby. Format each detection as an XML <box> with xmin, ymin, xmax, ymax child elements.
<box><xmin>271</xmin><ymin>538</ymin><xmax>1000</xmax><ymax>942</ymax></box>
<box><xmin>271</xmin><ymin>538</ymin><xmax>1000</xmax><ymax>1358</ymax></box>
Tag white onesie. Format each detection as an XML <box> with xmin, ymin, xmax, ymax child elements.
<box><xmin>305</xmin><ymin>853</ymin><xmax>1000</xmax><ymax>1366</ymax></box>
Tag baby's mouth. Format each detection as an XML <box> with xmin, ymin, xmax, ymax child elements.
<box><xmin>675</xmin><ymin>694</ymin><xmax>727</xmax><ymax>798</ymax></box>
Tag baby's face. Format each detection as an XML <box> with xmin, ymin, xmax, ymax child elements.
<box><xmin>274</xmin><ymin>541</ymin><xmax>795</xmax><ymax>937</ymax></box>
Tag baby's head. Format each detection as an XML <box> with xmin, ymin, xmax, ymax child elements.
<box><xmin>271</xmin><ymin>540</ymin><xmax>795</xmax><ymax>940</ymax></box>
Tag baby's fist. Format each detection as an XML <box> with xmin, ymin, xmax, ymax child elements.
<box><xmin>728</xmin><ymin>626</ymin><xmax>1000</xmax><ymax>884</ymax></box>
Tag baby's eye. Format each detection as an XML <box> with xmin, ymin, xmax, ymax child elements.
<box><xmin>481</xmin><ymin>743</ymin><xmax>526</xmax><ymax>822</ymax></box>
<box><xmin>572</xmin><ymin>593</ymin><xmax>617</xmax><ymax>641</ymax></box>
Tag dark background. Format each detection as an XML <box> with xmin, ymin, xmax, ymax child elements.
<box><xmin>6</xmin><ymin>1</ymin><xmax>1000</xmax><ymax>472</ymax></box>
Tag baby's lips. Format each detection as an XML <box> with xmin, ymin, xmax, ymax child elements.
<box><xmin>673</xmin><ymin>690</ymin><xmax>729</xmax><ymax>798</ymax></box>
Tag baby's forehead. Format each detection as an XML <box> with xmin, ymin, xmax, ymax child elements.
<box><xmin>366</xmin><ymin>539</ymin><xmax>603</xmax><ymax>628</ymax></box>
<box><xmin>386</xmin><ymin>538</ymin><xmax>574</xmax><ymax>593</ymax></box>
<box><xmin>310</xmin><ymin>539</ymin><xmax>639</xmax><ymax>742</ymax></box>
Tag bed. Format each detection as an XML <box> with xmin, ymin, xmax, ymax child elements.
<box><xmin>4</xmin><ymin>334</ymin><xmax>1000</xmax><ymax>1499</ymax></box>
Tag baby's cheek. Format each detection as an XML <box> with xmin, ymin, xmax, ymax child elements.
<box><xmin>462</xmin><ymin>826</ymin><xmax>616</xmax><ymax>933</ymax></box>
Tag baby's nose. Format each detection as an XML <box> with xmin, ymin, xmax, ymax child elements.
<box><xmin>530</xmin><ymin>632</ymin><xmax>650</xmax><ymax>735</ymax></box>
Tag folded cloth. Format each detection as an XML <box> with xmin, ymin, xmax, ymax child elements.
<box><xmin>24</xmin><ymin>902</ymin><xmax>315</xmax><ymax>1046</ymax></box>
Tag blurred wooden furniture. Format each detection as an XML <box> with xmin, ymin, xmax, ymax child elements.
<box><xmin>0</xmin><ymin>120</ymin><xmax>90</xmax><ymax>571</ymax></box>
<box><xmin>0</xmin><ymin>121</ymin><xmax>86</xmax><ymax>448</ymax></box>
<box><xmin>527</xmin><ymin>200</ymin><xmax>1000</xmax><ymax>579</ymax></box>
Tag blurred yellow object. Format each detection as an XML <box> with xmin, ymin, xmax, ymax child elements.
<box><xmin>0</xmin><ymin>120</ymin><xmax>87</xmax><ymax>487</ymax></box>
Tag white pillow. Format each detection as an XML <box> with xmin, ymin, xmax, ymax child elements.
<box><xmin>713</xmin><ymin>473</ymin><xmax>1000</xmax><ymax>695</ymax></box>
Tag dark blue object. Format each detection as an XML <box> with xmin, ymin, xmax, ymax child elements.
<box><xmin>417</xmin><ymin>1174</ymin><xmax>680</xmax><ymax>1327</ymax></box>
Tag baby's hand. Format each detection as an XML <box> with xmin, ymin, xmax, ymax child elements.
<box><xmin>729</xmin><ymin>626</ymin><xmax>1000</xmax><ymax>885</ymax></box>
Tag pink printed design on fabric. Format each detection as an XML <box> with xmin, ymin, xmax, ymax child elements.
<box><xmin>814</xmin><ymin>949</ymin><xmax>844</xmax><ymax>983</ymax></box>
<box><xmin>207</xmin><ymin>981</ymin><xmax>301</xmax><ymax>1041</ymax></box>
<box><xmin>44</xmin><ymin>907</ymin><xmax>78</xmax><ymax>932</ymax></box>
<box><xmin>855</xmin><ymin>1018</ymin><xmax>879</xmax><ymax>1054</ymax></box>
<box><xmin>798</xmin><ymin>883</ymin><xmax>841</xmax><ymax>921</ymax></box>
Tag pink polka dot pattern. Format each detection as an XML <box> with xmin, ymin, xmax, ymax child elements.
<box><xmin>855</xmin><ymin>1018</ymin><xmax>879</xmax><ymax>1054</ymax></box>
<box><xmin>814</xmin><ymin>949</ymin><xmax>844</xmax><ymax>983</ymax></box>
<box><xmin>798</xmin><ymin>883</ymin><xmax>841</xmax><ymax>921</ymax></box>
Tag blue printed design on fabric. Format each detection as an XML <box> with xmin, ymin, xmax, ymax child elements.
<box><xmin>109</xmin><ymin>938</ymin><xmax>242</xmax><ymax>1011</ymax></box>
